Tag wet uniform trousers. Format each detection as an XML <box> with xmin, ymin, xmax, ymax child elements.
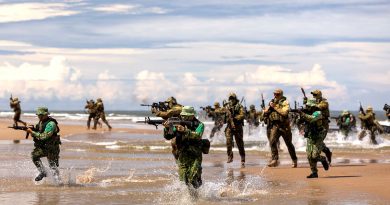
<box><xmin>266</xmin><ymin>121</ymin><xmax>297</xmax><ymax>161</ymax></box>
<box><xmin>225</xmin><ymin>125</ymin><xmax>245</xmax><ymax>162</ymax></box>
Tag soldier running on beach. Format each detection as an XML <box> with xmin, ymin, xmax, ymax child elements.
<box><xmin>152</xmin><ymin>96</ymin><xmax>183</xmax><ymax>160</ymax></box>
<box><xmin>85</xmin><ymin>99</ymin><xmax>101</xmax><ymax>130</ymax></box>
<box><xmin>26</xmin><ymin>107</ymin><xmax>61</xmax><ymax>181</ymax></box>
<box><xmin>208</xmin><ymin>102</ymin><xmax>225</xmax><ymax>139</ymax></box>
<box><xmin>298</xmin><ymin>99</ymin><xmax>329</xmax><ymax>178</ymax></box>
<box><xmin>304</xmin><ymin>90</ymin><xmax>332</xmax><ymax>165</ymax></box>
<box><xmin>358</xmin><ymin>106</ymin><xmax>379</xmax><ymax>145</ymax></box>
<box><xmin>263</xmin><ymin>89</ymin><xmax>298</xmax><ymax>168</ymax></box>
<box><xmin>93</xmin><ymin>98</ymin><xmax>112</xmax><ymax>131</ymax></box>
<box><xmin>336</xmin><ymin>110</ymin><xmax>356</xmax><ymax>139</ymax></box>
<box><xmin>246</xmin><ymin>104</ymin><xmax>261</xmax><ymax>135</ymax></box>
<box><xmin>9</xmin><ymin>95</ymin><xmax>27</xmax><ymax>127</ymax></box>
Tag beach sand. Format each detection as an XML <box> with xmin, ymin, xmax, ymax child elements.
<box><xmin>0</xmin><ymin>118</ymin><xmax>389</xmax><ymax>204</ymax></box>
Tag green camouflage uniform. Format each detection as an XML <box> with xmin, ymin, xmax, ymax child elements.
<box><xmin>9</xmin><ymin>97</ymin><xmax>26</xmax><ymax>126</ymax></box>
<box><xmin>246</xmin><ymin>105</ymin><xmax>261</xmax><ymax>134</ymax></box>
<box><xmin>155</xmin><ymin>97</ymin><xmax>183</xmax><ymax>160</ymax></box>
<box><xmin>337</xmin><ymin>110</ymin><xmax>355</xmax><ymax>138</ymax></box>
<box><xmin>304</xmin><ymin>90</ymin><xmax>332</xmax><ymax>163</ymax></box>
<box><xmin>163</xmin><ymin>108</ymin><xmax>204</xmax><ymax>188</ymax></box>
<box><xmin>31</xmin><ymin>108</ymin><xmax>61</xmax><ymax>178</ymax></box>
<box><xmin>358</xmin><ymin>108</ymin><xmax>378</xmax><ymax>144</ymax></box>
<box><xmin>93</xmin><ymin>98</ymin><xmax>112</xmax><ymax>130</ymax></box>
<box><xmin>300</xmin><ymin>109</ymin><xmax>328</xmax><ymax>175</ymax></box>
<box><xmin>225</xmin><ymin>93</ymin><xmax>246</xmax><ymax>164</ymax></box>
<box><xmin>264</xmin><ymin>95</ymin><xmax>297</xmax><ymax>164</ymax></box>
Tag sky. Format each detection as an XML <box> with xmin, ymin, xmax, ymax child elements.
<box><xmin>0</xmin><ymin>0</ymin><xmax>389</xmax><ymax>111</ymax></box>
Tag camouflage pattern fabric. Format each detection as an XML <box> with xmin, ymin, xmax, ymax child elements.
<box><xmin>358</xmin><ymin>111</ymin><xmax>378</xmax><ymax>144</ymax></box>
<box><xmin>224</xmin><ymin>101</ymin><xmax>246</xmax><ymax>163</ymax></box>
<box><xmin>93</xmin><ymin>101</ymin><xmax>112</xmax><ymax>130</ymax></box>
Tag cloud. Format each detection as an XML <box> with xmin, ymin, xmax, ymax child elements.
<box><xmin>133</xmin><ymin>64</ymin><xmax>347</xmax><ymax>106</ymax></box>
<box><xmin>0</xmin><ymin>3</ymin><xmax>79</xmax><ymax>23</ymax></box>
<box><xmin>0</xmin><ymin>56</ymin><xmax>125</xmax><ymax>102</ymax></box>
<box><xmin>92</xmin><ymin>4</ymin><xmax>168</xmax><ymax>14</ymax></box>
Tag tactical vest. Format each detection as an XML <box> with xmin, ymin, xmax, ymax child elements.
<box><xmin>96</xmin><ymin>103</ymin><xmax>104</xmax><ymax>112</ymax></box>
<box><xmin>34</xmin><ymin>117</ymin><xmax>61</xmax><ymax>146</ymax></box>
<box><xmin>269</xmin><ymin>97</ymin><xmax>288</xmax><ymax>123</ymax></box>
<box><xmin>304</xmin><ymin>111</ymin><xmax>324</xmax><ymax>139</ymax></box>
<box><xmin>227</xmin><ymin>103</ymin><xmax>244</xmax><ymax>125</ymax></box>
<box><xmin>176</xmin><ymin>118</ymin><xmax>203</xmax><ymax>155</ymax></box>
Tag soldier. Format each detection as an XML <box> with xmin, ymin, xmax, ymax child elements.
<box><xmin>26</xmin><ymin>107</ymin><xmax>61</xmax><ymax>181</ymax></box>
<box><xmin>298</xmin><ymin>99</ymin><xmax>329</xmax><ymax>178</ymax></box>
<box><xmin>263</xmin><ymin>89</ymin><xmax>298</xmax><ymax>168</ymax></box>
<box><xmin>225</xmin><ymin>93</ymin><xmax>246</xmax><ymax>167</ymax></box>
<box><xmin>152</xmin><ymin>96</ymin><xmax>183</xmax><ymax>160</ymax></box>
<box><xmin>93</xmin><ymin>98</ymin><xmax>112</xmax><ymax>131</ymax></box>
<box><xmin>85</xmin><ymin>99</ymin><xmax>101</xmax><ymax>129</ymax></box>
<box><xmin>163</xmin><ymin>106</ymin><xmax>204</xmax><ymax>188</ymax></box>
<box><xmin>358</xmin><ymin>106</ymin><xmax>378</xmax><ymax>145</ymax></box>
<box><xmin>336</xmin><ymin>110</ymin><xmax>356</xmax><ymax>139</ymax></box>
<box><xmin>9</xmin><ymin>96</ymin><xmax>27</xmax><ymax>126</ymax></box>
<box><xmin>208</xmin><ymin>102</ymin><xmax>225</xmax><ymax>139</ymax></box>
<box><xmin>246</xmin><ymin>104</ymin><xmax>261</xmax><ymax>134</ymax></box>
<box><xmin>304</xmin><ymin>90</ymin><xmax>332</xmax><ymax>165</ymax></box>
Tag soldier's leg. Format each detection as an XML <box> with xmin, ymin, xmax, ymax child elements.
<box><xmin>101</xmin><ymin>114</ymin><xmax>112</xmax><ymax>130</ymax></box>
<box><xmin>234</xmin><ymin>127</ymin><xmax>245</xmax><ymax>165</ymax></box>
<box><xmin>177</xmin><ymin>159</ymin><xmax>188</xmax><ymax>184</ymax></box>
<box><xmin>47</xmin><ymin>145</ymin><xmax>60</xmax><ymax>178</ymax></box>
<box><xmin>321</xmin><ymin>128</ymin><xmax>332</xmax><ymax>165</ymax></box>
<box><xmin>358</xmin><ymin>130</ymin><xmax>367</xmax><ymax>140</ymax></box>
<box><xmin>31</xmin><ymin>147</ymin><xmax>47</xmax><ymax>181</ymax></box>
<box><xmin>92</xmin><ymin>115</ymin><xmax>100</xmax><ymax>129</ymax></box>
<box><xmin>87</xmin><ymin>114</ymin><xmax>93</xmax><ymax>129</ymax></box>
<box><xmin>188</xmin><ymin>157</ymin><xmax>202</xmax><ymax>189</ymax></box>
<box><xmin>171</xmin><ymin>138</ymin><xmax>179</xmax><ymax>161</ymax></box>
<box><xmin>269</xmin><ymin>126</ymin><xmax>280</xmax><ymax>161</ymax></box>
<box><xmin>210</xmin><ymin>125</ymin><xmax>218</xmax><ymax>139</ymax></box>
<box><xmin>225</xmin><ymin>127</ymin><xmax>234</xmax><ymax>163</ymax></box>
<box><xmin>306</xmin><ymin>140</ymin><xmax>319</xmax><ymax>178</ymax></box>
<box><xmin>369</xmin><ymin>129</ymin><xmax>378</xmax><ymax>145</ymax></box>
<box><xmin>281</xmin><ymin>126</ymin><xmax>298</xmax><ymax>162</ymax></box>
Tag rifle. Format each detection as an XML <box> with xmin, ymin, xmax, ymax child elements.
<box><xmin>200</xmin><ymin>106</ymin><xmax>214</xmax><ymax>112</ymax></box>
<box><xmin>8</xmin><ymin>125</ymin><xmax>36</xmax><ymax>139</ymax></box>
<box><xmin>261</xmin><ymin>93</ymin><xmax>265</xmax><ymax>109</ymax></box>
<box><xmin>136</xmin><ymin>117</ymin><xmax>194</xmax><ymax>134</ymax></box>
<box><xmin>359</xmin><ymin>102</ymin><xmax>366</xmax><ymax>115</ymax></box>
<box><xmin>289</xmin><ymin>107</ymin><xmax>309</xmax><ymax>114</ymax></box>
<box><xmin>10</xmin><ymin>94</ymin><xmax>13</xmax><ymax>101</ymax></box>
<box><xmin>140</xmin><ymin>102</ymin><xmax>168</xmax><ymax>112</ymax></box>
<box><xmin>301</xmin><ymin>87</ymin><xmax>306</xmax><ymax>99</ymax></box>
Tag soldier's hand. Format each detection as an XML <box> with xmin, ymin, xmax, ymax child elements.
<box><xmin>26</xmin><ymin>127</ymin><xmax>33</xmax><ymax>134</ymax></box>
<box><xmin>270</xmin><ymin>102</ymin><xmax>275</xmax><ymax>108</ymax></box>
<box><xmin>176</xmin><ymin>125</ymin><xmax>186</xmax><ymax>132</ymax></box>
<box><xmin>151</xmin><ymin>107</ymin><xmax>157</xmax><ymax>114</ymax></box>
<box><xmin>162</xmin><ymin>121</ymin><xmax>170</xmax><ymax>128</ymax></box>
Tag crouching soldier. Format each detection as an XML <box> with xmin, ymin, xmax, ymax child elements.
<box><xmin>163</xmin><ymin>106</ymin><xmax>205</xmax><ymax>189</ymax></box>
<box><xmin>26</xmin><ymin>107</ymin><xmax>61</xmax><ymax>181</ymax></box>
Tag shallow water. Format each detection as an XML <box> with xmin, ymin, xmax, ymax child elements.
<box><xmin>1</xmin><ymin>128</ymin><xmax>389</xmax><ymax>204</ymax></box>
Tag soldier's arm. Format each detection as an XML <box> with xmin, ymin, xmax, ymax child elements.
<box><xmin>156</xmin><ymin>106</ymin><xmax>181</xmax><ymax>118</ymax></box>
<box><xmin>315</xmin><ymin>100</ymin><xmax>328</xmax><ymax>110</ymax></box>
<box><xmin>182</xmin><ymin>122</ymin><xmax>204</xmax><ymax>140</ymax></box>
<box><xmin>274</xmin><ymin>100</ymin><xmax>290</xmax><ymax>117</ymax></box>
<box><xmin>301</xmin><ymin>111</ymin><xmax>322</xmax><ymax>123</ymax></box>
<box><xmin>31</xmin><ymin>121</ymin><xmax>57</xmax><ymax>140</ymax></box>
<box><xmin>359</xmin><ymin>113</ymin><xmax>372</xmax><ymax>120</ymax></box>
<box><xmin>163</xmin><ymin>126</ymin><xmax>176</xmax><ymax>140</ymax></box>
<box><xmin>234</xmin><ymin>106</ymin><xmax>245</xmax><ymax>121</ymax></box>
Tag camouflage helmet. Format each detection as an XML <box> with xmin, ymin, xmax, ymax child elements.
<box><xmin>341</xmin><ymin>110</ymin><xmax>349</xmax><ymax>115</ymax></box>
<box><xmin>273</xmin><ymin>88</ymin><xmax>283</xmax><ymax>95</ymax></box>
<box><xmin>367</xmin><ymin>106</ymin><xmax>373</xmax><ymax>111</ymax></box>
<box><xmin>306</xmin><ymin>98</ymin><xmax>317</xmax><ymax>107</ymax></box>
<box><xmin>228</xmin><ymin>92</ymin><xmax>237</xmax><ymax>100</ymax></box>
<box><xmin>180</xmin><ymin>106</ymin><xmax>196</xmax><ymax>116</ymax></box>
<box><xmin>89</xmin><ymin>99</ymin><xmax>95</xmax><ymax>103</ymax></box>
<box><xmin>311</xmin><ymin>90</ymin><xmax>322</xmax><ymax>98</ymax></box>
<box><xmin>165</xmin><ymin>96</ymin><xmax>177</xmax><ymax>104</ymax></box>
<box><xmin>250</xmin><ymin>104</ymin><xmax>255</xmax><ymax>109</ymax></box>
<box><xmin>214</xmin><ymin>102</ymin><xmax>220</xmax><ymax>107</ymax></box>
<box><xmin>36</xmin><ymin>107</ymin><xmax>49</xmax><ymax>115</ymax></box>
<box><xmin>96</xmin><ymin>98</ymin><xmax>102</xmax><ymax>102</ymax></box>
<box><xmin>13</xmin><ymin>97</ymin><xmax>19</xmax><ymax>102</ymax></box>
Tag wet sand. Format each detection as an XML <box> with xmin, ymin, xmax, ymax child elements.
<box><xmin>0</xmin><ymin>119</ymin><xmax>389</xmax><ymax>204</ymax></box>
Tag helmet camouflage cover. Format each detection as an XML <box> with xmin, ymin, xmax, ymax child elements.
<box><xmin>311</xmin><ymin>89</ymin><xmax>322</xmax><ymax>98</ymax></box>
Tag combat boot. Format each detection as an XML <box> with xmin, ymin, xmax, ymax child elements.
<box><xmin>291</xmin><ymin>159</ymin><xmax>298</xmax><ymax>168</ymax></box>
<box><xmin>241</xmin><ymin>161</ymin><xmax>245</xmax><ymax>168</ymax></box>
<box><xmin>321</xmin><ymin>158</ymin><xmax>329</xmax><ymax>171</ymax></box>
<box><xmin>227</xmin><ymin>155</ymin><xmax>233</xmax><ymax>163</ymax></box>
<box><xmin>35</xmin><ymin>172</ymin><xmax>47</xmax><ymax>181</ymax></box>
<box><xmin>267</xmin><ymin>159</ymin><xmax>279</xmax><ymax>167</ymax></box>
<box><xmin>306</xmin><ymin>172</ymin><xmax>318</xmax><ymax>178</ymax></box>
